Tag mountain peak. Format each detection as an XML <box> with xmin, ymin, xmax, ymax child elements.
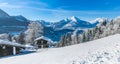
<box><xmin>70</xmin><ymin>16</ymin><xmax>80</xmax><ymax>22</ymax></box>
<box><xmin>0</xmin><ymin>9</ymin><xmax>10</xmax><ymax>18</ymax></box>
<box><xmin>114</xmin><ymin>16</ymin><xmax>120</xmax><ymax>21</ymax></box>
<box><xmin>64</xmin><ymin>18</ymin><xmax>69</xmax><ymax>21</ymax></box>
<box><xmin>90</xmin><ymin>18</ymin><xmax>106</xmax><ymax>23</ymax></box>
<box><xmin>12</xmin><ymin>15</ymin><xmax>29</xmax><ymax>22</ymax></box>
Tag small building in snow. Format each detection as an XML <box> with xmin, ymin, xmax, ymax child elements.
<box><xmin>34</xmin><ymin>36</ymin><xmax>53</xmax><ymax>48</ymax></box>
<box><xmin>0</xmin><ymin>39</ymin><xmax>28</xmax><ymax>56</ymax></box>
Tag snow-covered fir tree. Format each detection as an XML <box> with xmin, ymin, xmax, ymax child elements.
<box><xmin>57</xmin><ymin>17</ymin><xmax>120</xmax><ymax>47</ymax></box>
<box><xmin>57</xmin><ymin>32</ymin><xmax>72</xmax><ymax>47</ymax></box>
<box><xmin>13</xmin><ymin>32</ymin><xmax>25</xmax><ymax>44</ymax></box>
<box><xmin>71</xmin><ymin>29</ymin><xmax>79</xmax><ymax>44</ymax></box>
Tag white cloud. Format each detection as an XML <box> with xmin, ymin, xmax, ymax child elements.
<box><xmin>0</xmin><ymin>2</ymin><xmax>23</xmax><ymax>8</ymax></box>
<box><xmin>0</xmin><ymin>0</ymin><xmax>48</xmax><ymax>9</ymax></box>
<box><xmin>28</xmin><ymin>7</ymin><xmax>120</xmax><ymax>15</ymax></box>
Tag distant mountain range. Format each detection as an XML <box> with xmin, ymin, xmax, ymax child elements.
<box><xmin>40</xmin><ymin>16</ymin><xmax>100</xmax><ymax>41</ymax></box>
<box><xmin>52</xmin><ymin>16</ymin><xmax>93</xmax><ymax>30</ymax></box>
<box><xmin>0</xmin><ymin>9</ymin><xmax>103</xmax><ymax>41</ymax></box>
<box><xmin>0</xmin><ymin>9</ymin><xmax>29</xmax><ymax>34</ymax></box>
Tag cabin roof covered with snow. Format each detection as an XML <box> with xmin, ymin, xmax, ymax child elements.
<box><xmin>0</xmin><ymin>39</ymin><xmax>25</xmax><ymax>48</ymax></box>
<box><xmin>34</xmin><ymin>36</ymin><xmax>53</xmax><ymax>43</ymax></box>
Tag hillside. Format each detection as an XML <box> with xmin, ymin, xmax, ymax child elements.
<box><xmin>0</xmin><ymin>34</ymin><xmax>120</xmax><ymax>64</ymax></box>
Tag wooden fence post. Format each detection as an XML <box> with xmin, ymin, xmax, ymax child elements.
<box><xmin>13</xmin><ymin>46</ymin><xmax>16</xmax><ymax>55</ymax></box>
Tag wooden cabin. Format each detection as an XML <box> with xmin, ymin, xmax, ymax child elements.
<box><xmin>34</xmin><ymin>36</ymin><xmax>52</xmax><ymax>48</ymax></box>
<box><xmin>0</xmin><ymin>39</ymin><xmax>26</xmax><ymax>56</ymax></box>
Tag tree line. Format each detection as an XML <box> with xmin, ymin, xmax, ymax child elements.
<box><xmin>57</xmin><ymin>17</ymin><xmax>120</xmax><ymax>47</ymax></box>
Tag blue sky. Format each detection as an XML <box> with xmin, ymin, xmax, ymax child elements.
<box><xmin>0</xmin><ymin>0</ymin><xmax>120</xmax><ymax>22</ymax></box>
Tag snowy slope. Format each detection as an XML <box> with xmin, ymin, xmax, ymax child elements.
<box><xmin>39</xmin><ymin>20</ymin><xmax>52</xmax><ymax>26</ymax></box>
<box><xmin>12</xmin><ymin>15</ymin><xmax>29</xmax><ymax>22</ymax></box>
<box><xmin>0</xmin><ymin>9</ymin><xmax>10</xmax><ymax>18</ymax></box>
<box><xmin>0</xmin><ymin>34</ymin><xmax>120</xmax><ymax>64</ymax></box>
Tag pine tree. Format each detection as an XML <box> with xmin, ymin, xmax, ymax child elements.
<box><xmin>7</xmin><ymin>34</ymin><xmax>12</xmax><ymax>41</ymax></box>
<box><xmin>65</xmin><ymin>32</ymin><xmax>72</xmax><ymax>46</ymax></box>
<box><xmin>57</xmin><ymin>32</ymin><xmax>72</xmax><ymax>47</ymax></box>
<box><xmin>18</xmin><ymin>32</ymin><xmax>25</xmax><ymax>44</ymax></box>
<box><xmin>58</xmin><ymin>35</ymin><xmax>65</xmax><ymax>47</ymax></box>
<box><xmin>71</xmin><ymin>30</ymin><xmax>79</xmax><ymax>44</ymax></box>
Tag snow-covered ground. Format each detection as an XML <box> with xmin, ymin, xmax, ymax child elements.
<box><xmin>1</xmin><ymin>34</ymin><xmax>120</xmax><ymax>64</ymax></box>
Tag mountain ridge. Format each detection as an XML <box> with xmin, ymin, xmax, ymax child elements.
<box><xmin>0</xmin><ymin>9</ymin><xmax>10</xmax><ymax>18</ymax></box>
<box><xmin>0</xmin><ymin>9</ymin><xmax>111</xmax><ymax>42</ymax></box>
<box><xmin>0</xmin><ymin>9</ymin><xmax>30</xmax><ymax>34</ymax></box>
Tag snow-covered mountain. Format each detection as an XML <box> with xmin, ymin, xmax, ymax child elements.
<box><xmin>0</xmin><ymin>9</ymin><xmax>29</xmax><ymax>34</ymax></box>
<box><xmin>62</xmin><ymin>16</ymin><xmax>92</xmax><ymax>29</ymax></box>
<box><xmin>52</xmin><ymin>16</ymin><xmax>93</xmax><ymax>30</ymax></box>
<box><xmin>0</xmin><ymin>34</ymin><xmax>120</xmax><ymax>64</ymax></box>
<box><xmin>0</xmin><ymin>9</ymin><xmax>98</xmax><ymax>41</ymax></box>
<box><xmin>39</xmin><ymin>20</ymin><xmax>52</xmax><ymax>26</ymax></box>
<box><xmin>52</xmin><ymin>18</ymin><xmax>70</xmax><ymax>30</ymax></box>
<box><xmin>41</xmin><ymin>16</ymin><xmax>94</xmax><ymax>41</ymax></box>
<box><xmin>90</xmin><ymin>18</ymin><xmax>108</xmax><ymax>26</ymax></box>
<box><xmin>38</xmin><ymin>16</ymin><xmax>97</xmax><ymax>41</ymax></box>
<box><xmin>0</xmin><ymin>9</ymin><xmax>10</xmax><ymax>18</ymax></box>
<box><xmin>12</xmin><ymin>15</ymin><xmax>29</xmax><ymax>22</ymax></box>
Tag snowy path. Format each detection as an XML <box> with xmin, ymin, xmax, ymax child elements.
<box><xmin>0</xmin><ymin>34</ymin><xmax>120</xmax><ymax>64</ymax></box>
